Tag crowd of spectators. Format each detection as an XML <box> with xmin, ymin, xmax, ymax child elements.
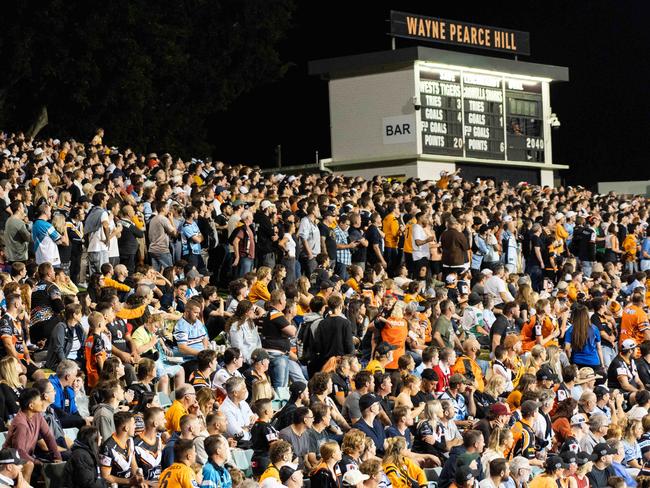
<box><xmin>0</xmin><ymin>129</ymin><xmax>648</xmax><ymax>488</ymax></box>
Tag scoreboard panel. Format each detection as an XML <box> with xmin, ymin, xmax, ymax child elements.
<box><xmin>419</xmin><ymin>65</ymin><xmax>545</xmax><ymax>163</ymax></box>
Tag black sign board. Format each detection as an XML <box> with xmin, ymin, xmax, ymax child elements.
<box><xmin>419</xmin><ymin>68</ymin><xmax>545</xmax><ymax>162</ymax></box>
<box><xmin>391</xmin><ymin>11</ymin><xmax>531</xmax><ymax>56</ymax></box>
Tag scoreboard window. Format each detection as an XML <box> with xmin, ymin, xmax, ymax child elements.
<box><xmin>418</xmin><ymin>65</ymin><xmax>547</xmax><ymax>163</ymax></box>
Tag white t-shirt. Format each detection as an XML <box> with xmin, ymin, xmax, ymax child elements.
<box><xmin>284</xmin><ymin>233</ymin><xmax>296</xmax><ymax>258</ymax></box>
<box><xmin>108</xmin><ymin>213</ymin><xmax>120</xmax><ymax>258</ymax></box>
<box><xmin>411</xmin><ymin>223</ymin><xmax>429</xmax><ymax>261</ymax></box>
<box><xmin>485</xmin><ymin>275</ymin><xmax>513</xmax><ymax>305</ymax></box>
<box><xmin>87</xmin><ymin>211</ymin><xmax>110</xmax><ymax>252</ymax></box>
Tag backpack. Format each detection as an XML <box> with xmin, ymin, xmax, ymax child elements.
<box><xmin>297</xmin><ymin>315</ymin><xmax>323</xmax><ymax>364</ymax></box>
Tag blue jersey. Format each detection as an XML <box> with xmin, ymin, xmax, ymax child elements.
<box><xmin>201</xmin><ymin>461</ymin><xmax>232</xmax><ymax>488</ymax></box>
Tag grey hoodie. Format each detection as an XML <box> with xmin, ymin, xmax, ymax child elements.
<box><xmin>92</xmin><ymin>402</ymin><xmax>115</xmax><ymax>444</ymax></box>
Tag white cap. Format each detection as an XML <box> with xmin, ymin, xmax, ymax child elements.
<box><xmin>33</xmin><ymin>148</ymin><xmax>43</xmax><ymax>156</ymax></box>
<box><xmin>260</xmin><ymin>200</ymin><xmax>275</xmax><ymax>211</ymax></box>
<box><xmin>565</xmin><ymin>211</ymin><xmax>577</xmax><ymax>218</ymax></box>
<box><xmin>239</xmin><ymin>186</ymin><xmax>249</xmax><ymax>194</ymax></box>
<box><xmin>342</xmin><ymin>470</ymin><xmax>369</xmax><ymax>486</ymax></box>
<box><xmin>503</xmin><ymin>215</ymin><xmax>513</xmax><ymax>222</ymax></box>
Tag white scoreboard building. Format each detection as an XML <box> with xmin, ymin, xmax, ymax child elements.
<box><xmin>309</xmin><ymin>45</ymin><xmax>569</xmax><ymax>186</ymax></box>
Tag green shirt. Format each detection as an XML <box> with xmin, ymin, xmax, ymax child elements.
<box><xmin>434</xmin><ymin>315</ymin><xmax>453</xmax><ymax>348</ymax></box>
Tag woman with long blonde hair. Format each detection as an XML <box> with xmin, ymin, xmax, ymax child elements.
<box><xmin>481</xmin><ymin>427</ymin><xmax>514</xmax><ymax>476</ymax></box>
<box><xmin>515</xmin><ymin>283</ymin><xmax>537</xmax><ymax>321</ymax></box>
<box><xmin>296</xmin><ymin>276</ymin><xmax>313</xmax><ymax>316</ymax></box>
<box><xmin>382</xmin><ymin>437</ymin><xmax>427</xmax><ymax>488</ymax></box>
<box><xmin>33</xmin><ymin>180</ymin><xmax>50</xmax><ymax>206</ymax></box>
<box><xmin>0</xmin><ymin>357</ymin><xmax>24</xmax><ymax>429</ymax></box>
<box><xmin>524</xmin><ymin>344</ymin><xmax>547</xmax><ymax>375</ymax></box>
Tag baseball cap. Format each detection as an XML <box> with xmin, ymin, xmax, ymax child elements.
<box><xmin>260</xmin><ymin>200</ymin><xmax>275</xmax><ymax>211</ymax></box>
<box><xmin>468</xmin><ymin>292</ymin><xmax>482</xmax><ymax>306</ymax></box>
<box><xmin>250</xmin><ymin>349</ymin><xmax>270</xmax><ymax>363</ymax></box>
<box><xmin>320</xmin><ymin>280</ymin><xmax>334</xmax><ymax>290</ymax></box>
<box><xmin>509</xmin><ymin>456</ymin><xmax>531</xmax><ymax>473</ymax></box>
<box><xmin>359</xmin><ymin>393</ymin><xmax>381</xmax><ymax>412</ymax></box>
<box><xmin>502</xmin><ymin>215</ymin><xmax>513</xmax><ymax>222</ymax></box>
<box><xmin>592</xmin><ymin>442</ymin><xmax>616</xmax><ymax>459</ymax></box>
<box><xmin>0</xmin><ymin>448</ymin><xmax>26</xmax><ymax>465</ymax></box>
<box><xmin>570</xmin><ymin>413</ymin><xmax>588</xmax><ymax>426</ymax></box>
<box><xmin>445</xmin><ymin>274</ymin><xmax>457</xmax><ymax>283</ymax></box>
<box><xmin>289</xmin><ymin>382</ymin><xmax>307</xmax><ymax>397</ymax></box>
<box><xmin>576</xmin><ymin>451</ymin><xmax>596</xmax><ymax>466</ymax></box>
<box><xmin>621</xmin><ymin>339</ymin><xmax>638</xmax><ymax>351</ymax></box>
<box><xmin>375</xmin><ymin>342</ymin><xmax>397</xmax><ymax>356</ymax></box>
<box><xmin>536</xmin><ymin>364</ymin><xmax>559</xmax><ymax>382</ymax></box>
<box><xmin>342</xmin><ymin>470</ymin><xmax>369</xmax><ymax>486</ymax></box>
<box><xmin>556</xmin><ymin>281</ymin><xmax>569</xmax><ymax>291</ymax></box>
<box><xmin>489</xmin><ymin>402</ymin><xmax>509</xmax><ymax>417</ymax></box>
<box><xmin>449</xmin><ymin>373</ymin><xmax>470</xmax><ymax>387</ymax></box>
<box><xmin>279</xmin><ymin>465</ymin><xmax>298</xmax><ymax>483</ymax></box>
<box><xmin>406</xmin><ymin>301</ymin><xmax>425</xmax><ymax>313</ymax></box>
<box><xmin>545</xmin><ymin>455</ymin><xmax>569</xmax><ymax>471</ymax></box>
<box><xmin>455</xmin><ymin>465</ymin><xmax>478</xmax><ymax>484</ymax></box>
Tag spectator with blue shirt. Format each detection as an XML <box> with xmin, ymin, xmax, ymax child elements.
<box><xmin>173</xmin><ymin>299</ymin><xmax>209</xmax><ymax>361</ymax></box>
<box><xmin>352</xmin><ymin>394</ymin><xmax>386</xmax><ymax>456</ymax></box>
<box><xmin>182</xmin><ymin>206</ymin><xmax>206</xmax><ymax>274</ymax></box>
<box><xmin>201</xmin><ymin>435</ymin><xmax>232</xmax><ymax>488</ymax></box>
<box><xmin>564</xmin><ymin>304</ymin><xmax>605</xmax><ymax>370</ymax></box>
<box><xmin>438</xmin><ymin>374</ymin><xmax>476</xmax><ymax>429</ymax></box>
<box><xmin>49</xmin><ymin>359</ymin><xmax>86</xmax><ymax>429</ymax></box>
<box><xmin>32</xmin><ymin>203</ymin><xmax>63</xmax><ymax>266</ymax></box>
<box><xmin>641</xmin><ymin>227</ymin><xmax>650</xmax><ymax>271</ymax></box>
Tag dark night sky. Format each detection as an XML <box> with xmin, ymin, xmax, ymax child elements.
<box><xmin>208</xmin><ymin>2</ymin><xmax>650</xmax><ymax>186</ymax></box>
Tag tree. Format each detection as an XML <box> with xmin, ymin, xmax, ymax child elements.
<box><xmin>0</xmin><ymin>0</ymin><xmax>295</xmax><ymax>155</ymax></box>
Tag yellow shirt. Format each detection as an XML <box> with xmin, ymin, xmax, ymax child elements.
<box><xmin>248</xmin><ymin>281</ymin><xmax>271</xmax><ymax>303</ymax></box>
<box><xmin>529</xmin><ymin>475</ymin><xmax>560</xmax><ymax>488</ymax></box>
<box><xmin>383</xmin><ymin>214</ymin><xmax>400</xmax><ymax>248</ymax></box>
<box><xmin>259</xmin><ymin>464</ymin><xmax>280</xmax><ymax>483</ymax></box>
<box><xmin>158</xmin><ymin>462</ymin><xmax>198</xmax><ymax>488</ymax></box>
<box><xmin>555</xmin><ymin>223</ymin><xmax>569</xmax><ymax>254</ymax></box>
<box><xmin>165</xmin><ymin>400</ymin><xmax>188</xmax><ymax>433</ymax></box>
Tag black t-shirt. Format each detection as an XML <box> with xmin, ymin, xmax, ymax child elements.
<box><xmin>250</xmin><ymin>420</ymin><xmax>279</xmax><ymax>459</ymax></box>
<box><xmin>365</xmin><ymin>225</ymin><xmax>383</xmax><ymax>264</ymax></box>
<box><xmin>349</xmin><ymin>226</ymin><xmax>367</xmax><ymax>263</ymax></box>
<box><xmin>318</xmin><ymin>223</ymin><xmax>337</xmax><ymax>261</ymax></box>
<box><xmin>330</xmin><ymin>371</ymin><xmax>350</xmax><ymax>405</ymax></box>
<box><xmin>592</xmin><ymin>313</ymin><xmax>614</xmax><ymax>349</ymax></box>
<box><xmin>528</xmin><ymin>233</ymin><xmax>543</xmax><ymax>265</ymax></box>
<box><xmin>411</xmin><ymin>391</ymin><xmax>435</xmax><ymax>408</ymax></box>
<box><xmin>607</xmin><ymin>355</ymin><xmax>638</xmax><ymax>390</ymax></box>
<box><xmin>489</xmin><ymin>314</ymin><xmax>518</xmax><ymax>348</ymax></box>
<box><xmin>587</xmin><ymin>465</ymin><xmax>615</xmax><ymax>488</ymax></box>
<box><xmin>30</xmin><ymin>280</ymin><xmax>63</xmax><ymax>327</ymax></box>
<box><xmin>107</xmin><ymin>319</ymin><xmax>130</xmax><ymax>353</ymax></box>
<box><xmin>637</xmin><ymin>357</ymin><xmax>650</xmax><ymax>390</ymax></box>
<box><xmin>134</xmin><ymin>434</ymin><xmax>162</xmax><ymax>481</ymax></box>
<box><xmin>261</xmin><ymin>309</ymin><xmax>291</xmax><ymax>353</ymax></box>
<box><xmin>413</xmin><ymin>419</ymin><xmax>446</xmax><ymax>456</ymax></box>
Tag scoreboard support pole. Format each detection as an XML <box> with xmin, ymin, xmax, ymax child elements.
<box><xmin>542</xmin><ymin>81</ymin><xmax>553</xmax><ymax>165</ymax></box>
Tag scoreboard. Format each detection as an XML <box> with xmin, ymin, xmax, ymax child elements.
<box><xmin>419</xmin><ymin>65</ymin><xmax>545</xmax><ymax>163</ymax></box>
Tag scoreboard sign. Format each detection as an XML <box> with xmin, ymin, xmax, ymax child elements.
<box><xmin>391</xmin><ymin>11</ymin><xmax>530</xmax><ymax>56</ymax></box>
<box><xmin>419</xmin><ymin>66</ymin><xmax>545</xmax><ymax>163</ymax></box>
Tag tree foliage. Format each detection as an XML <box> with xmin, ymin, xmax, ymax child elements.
<box><xmin>0</xmin><ymin>0</ymin><xmax>295</xmax><ymax>155</ymax></box>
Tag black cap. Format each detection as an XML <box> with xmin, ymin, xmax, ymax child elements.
<box><xmin>250</xmin><ymin>349</ymin><xmax>270</xmax><ymax>363</ymax></box>
<box><xmin>536</xmin><ymin>364</ymin><xmax>559</xmax><ymax>382</ymax></box>
<box><xmin>289</xmin><ymin>382</ymin><xmax>307</xmax><ymax>397</ymax></box>
<box><xmin>593</xmin><ymin>385</ymin><xmax>610</xmax><ymax>399</ymax></box>
<box><xmin>576</xmin><ymin>451</ymin><xmax>596</xmax><ymax>466</ymax></box>
<box><xmin>279</xmin><ymin>465</ymin><xmax>297</xmax><ymax>483</ymax></box>
<box><xmin>0</xmin><ymin>448</ymin><xmax>26</xmax><ymax>465</ymax></box>
<box><xmin>468</xmin><ymin>292</ymin><xmax>482</xmax><ymax>306</ymax></box>
<box><xmin>359</xmin><ymin>393</ymin><xmax>380</xmax><ymax>412</ymax></box>
<box><xmin>454</xmin><ymin>465</ymin><xmax>478</xmax><ymax>484</ymax></box>
<box><xmin>561</xmin><ymin>452</ymin><xmax>578</xmax><ymax>465</ymax></box>
<box><xmin>592</xmin><ymin>442</ymin><xmax>617</xmax><ymax>459</ymax></box>
<box><xmin>545</xmin><ymin>455</ymin><xmax>569</xmax><ymax>471</ymax></box>
<box><xmin>320</xmin><ymin>280</ymin><xmax>334</xmax><ymax>290</ymax></box>
<box><xmin>375</xmin><ymin>342</ymin><xmax>397</xmax><ymax>356</ymax></box>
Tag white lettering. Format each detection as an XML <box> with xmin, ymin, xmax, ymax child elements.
<box><xmin>425</xmin><ymin>95</ymin><xmax>442</xmax><ymax>107</ymax></box>
<box><xmin>472</xmin><ymin>126</ymin><xmax>490</xmax><ymax>138</ymax></box>
<box><xmin>507</xmin><ymin>79</ymin><xmax>524</xmax><ymax>90</ymax></box>
<box><xmin>424</xmin><ymin>135</ymin><xmax>445</xmax><ymax>147</ymax></box>
<box><xmin>463</xmin><ymin>86</ymin><xmax>503</xmax><ymax>102</ymax></box>
<box><xmin>468</xmin><ymin>113</ymin><xmax>486</xmax><ymax>125</ymax></box>
<box><xmin>468</xmin><ymin>100</ymin><xmax>485</xmax><ymax>112</ymax></box>
<box><xmin>463</xmin><ymin>73</ymin><xmax>501</xmax><ymax>87</ymax></box>
<box><xmin>438</xmin><ymin>70</ymin><xmax>457</xmax><ymax>82</ymax></box>
<box><xmin>425</xmin><ymin>108</ymin><xmax>444</xmax><ymax>120</ymax></box>
<box><xmin>429</xmin><ymin>122</ymin><xmax>447</xmax><ymax>134</ymax></box>
<box><xmin>467</xmin><ymin>139</ymin><xmax>488</xmax><ymax>151</ymax></box>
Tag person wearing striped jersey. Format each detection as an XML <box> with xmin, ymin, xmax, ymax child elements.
<box><xmin>173</xmin><ymin>299</ymin><xmax>210</xmax><ymax>360</ymax></box>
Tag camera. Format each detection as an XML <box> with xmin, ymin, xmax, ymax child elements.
<box><xmin>549</xmin><ymin>113</ymin><xmax>561</xmax><ymax>129</ymax></box>
<box><xmin>412</xmin><ymin>96</ymin><xmax>421</xmax><ymax>111</ymax></box>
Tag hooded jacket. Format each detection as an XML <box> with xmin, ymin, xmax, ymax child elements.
<box><xmin>91</xmin><ymin>402</ymin><xmax>115</xmax><ymax>444</ymax></box>
<box><xmin>64</xmin><ymin>439</ymin><xmax>107</xmax><ymax>488</ymax></box>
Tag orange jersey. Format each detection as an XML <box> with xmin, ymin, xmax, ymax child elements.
<box><xmin>84</xmin><ymin>334</ymin><xmax>107</xmax><ymax>388</ymax></box>
<box><xmin>402</xmin><ymin>220</ymin><xmax>416</xmax><ymax>254</ymax></box>
<box><xmin>620</xmin><ymin>304</ymin><xmax>650</xmax><ymax>347</ymax></box>
<box><xmin>249</xmin><ymin>281</ymin><xmax>271</xmax><ymax>303</ymax></box>
<box><xmin>520</xmin><ymin>314</ymin><xmax>557</xmax><ymax>352</ymax></box>
<box><xmin>381</xmin><ymin>316</ymin><xmax>408</xmax><ymax>369</ymax></box>
<box><xmin>383</xmin><ymin>214</ymin><xmax>400</xmax><ymax>248</ymax></box>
